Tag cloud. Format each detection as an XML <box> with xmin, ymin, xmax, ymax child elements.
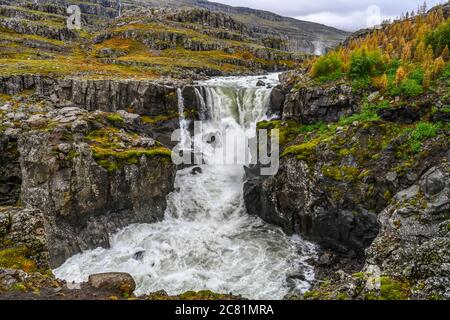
<box><xmin>294</xmin><ymin>10</ymin><xmax>396</xmax><ymax>31</ymax></box>
<box><xmin>210</xmin><ymin>0</ymin><xmax>445</xmax><ymax>31</ymax></box>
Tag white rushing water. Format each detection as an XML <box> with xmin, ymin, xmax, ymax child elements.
<box><xmin>54</xmin><ymin>73</ymin><xmax>317</xmax><ymax>300</ymax></box>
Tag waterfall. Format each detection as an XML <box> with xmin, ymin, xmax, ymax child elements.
<box><xmin>194</xmin><ymin>87</ymin><xmax>207</xmax><ymax>121</ymax></box>
<box><xmin>54</xmin><ymin>74</ymin><xmax>317</xmax><ymax>300</ymax></box>
<box><xmin>313</xmin><ymin>37</ymin><xmax>325</xmax><ymax>56</ymax></box>
<box><xmin>117</xmin><ymin>0</ymin><xmax>122</xmax><ymax>17</ymax></box>
<box><xmin>177</xmin><ymin>88</ymin><xmax>190</xmax><ymax>149</ymax></box>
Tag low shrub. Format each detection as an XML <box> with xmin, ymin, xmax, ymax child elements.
<box><xmin>398</xmin><ymin>78</ymin><xmax>423</xmax><ymax>97</ymax></box>
<box><xmin>425</xmin><ymin>20</ymin><xmax>450</xmax><ymax>56</ymax></box>
<box><xmin>349</xmin><ymin>49</ymin><xmax>385</xmax><ymax>79</ymax></box>
<box><xmin>311</xmin><ymin>53</ymin><xmax>343</xmax><ymax>81</ymax></box>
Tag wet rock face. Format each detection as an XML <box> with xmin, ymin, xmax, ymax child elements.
<box><xmin>18</xmin><ymin>130</ymin><xmax>176</xmax><ymax>268</ymax></box>
<box><xmin>0</xmin><ymin>133</ymin><xmax>21</xmax><ymax>206</ymax></box>
<box><xmin>283</xmin><ymin>84</ymin><xmax>359</xmax><ymax>123</ymax></box>
<box><xmin>244</xmin><ymin>157</ymin><xmax>380</xmax><ymax>257</ymax></box>
<box><xmin>269</xmin><ymin>86</ymin><xmax>286</xmax><ymax>115</ymax></box>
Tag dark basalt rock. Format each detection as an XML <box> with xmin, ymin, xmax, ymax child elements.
<box><xmin>0</xmin><ymin>132</ymin><xmax>21</xmax><ymax>206</ymax></box>
<box><xmin>0</xmin><ymin>206</ymin><xmax>48</xmax><ymax>268</ymax></box>
<box><xmin>269</xmin><ymin>85</ymin><xmax>286</xmax><ymax>115</ymax></box>
<box><xmin>432</xmin><ymin>110</ymin><xmax>450</xmax><ymax>123</ymax></box>
<box><xmin>133</xmin><ymin>250</ymin><xmax>145</xmax><ymax>261</ymax></box>
<box><xmin>244</xmin><ymin>158</ymin><xmax>380</xmax><ymax>257</ymax></box>
<box><xmin>377</xmin><ymin>105</ymin><xmax>426</xmax><ymax>123</ymax></box>
<box><xmin>282</xmin><ymin>83</ymin><xmax>360</xmax><ymax>124</ymax></box>
<box><xmin>364</xmin><ymin>163</ymin><xmax>450</xmax><ymax>298</ymax></box>
<box><xmin>0</xmin><ymin>16</ymin><xmax>76</xmax><ymax>41</ymax></box>
<box><xmin>18</xmin><ymin>130</ymin><xmax>176</xmax><ymax>268</ymax></box>
<box><xmin>191</xmin><ymin>167</ymin><xmax>202</xmax><ymax>175</ymax></box>
<box><xmin>0</xmin><ymin>75</ymin><xmax>183</xmax><ymax>116</ymax></box>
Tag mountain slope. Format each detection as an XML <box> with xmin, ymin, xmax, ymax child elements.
<box><xmin>0</xmin><ymin>2</ymin><xmax>307</xmax><ymax>79</ymax></box>
<box><xmin>4</xmin><ymin>0</ymin><xmax>347</xmax><ymax>54</ymax></box>
<box><xmin>129</xmin><ymin>0</ymin><xmax>349</xmax><ymax>53</ymax></box>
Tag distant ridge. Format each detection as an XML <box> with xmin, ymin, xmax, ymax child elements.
<box><xmin>127</xmin><ymin>0</ymin><xmax>349</xmax><ymax>53</ymax></box>
<box><xmin>6</xmin><ymin>0</ymin><xmax>348</xmax><ymax>53</ymax></box>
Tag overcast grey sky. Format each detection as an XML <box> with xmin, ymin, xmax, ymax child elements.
<box><xmin>210</xmin><ymin>0</ymin><xmax>447</xmax><ymax>31</ymax></box>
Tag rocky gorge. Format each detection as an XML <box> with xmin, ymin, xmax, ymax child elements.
<box><xmin>0</xmin><ymin>0</ymin><xmax>449</xmax><ymax>301</ymax></box>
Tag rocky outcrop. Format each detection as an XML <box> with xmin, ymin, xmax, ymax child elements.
<box><xmin>1</xmin><ymin>88</ymin><xmax>178</xmax><ymax>268</ymax></box>
<box><xmin>377</xmin><ymin>105</ymin><xmax>428</xmax><ymax>124</ymax></box>
<box><xmin>282</xmin><ymin>83</ymin><xmax>360</xmax><ymax>123</ymax></box>
<box><xmin>152</xmin><ymin>8</ymin><xmax>250</xmax><ymax>35</ymax></box>
<box><xmin>0</xmin><ymin>206</ymin><xmax>48</xmax><ymax>268</ymax></box>
<box><xmin>269</xmin><ymin>85</ymin><xmax>287</xmax><ymax>115</ymax></box>
<box><xmin>245</xmin><ymin>75</ymin><xmax>449</xmax><ymax>260</ymax></box>
<box><xmin>128</xmin><ymin>0</ymin><xmax>348</xmax><ymax>53</ymax></box>
<box><xmin>0</xmin><ymin>132</ymin><xmax>21</xmax><ymax>206</ymax></box>
<box><xmin>94</xmin><ymin>27</ymin><xmax>224</xmax><ymax>52</ymax></box>
<box><xmin>0</xmin><ymin>16</ymin><xmax>75</xmax><ymax>41</ymax></box>
<box><xmin>297</xmin><ymin>161</ymin><xmax>450</xmax><ymax>300</ymax></box>
<box><xmin>244</xmin><ymin>157</ymin><xmax>379</xmax><ymax>257</ymax></box>
<box><xmin>0</xmin><ymin>75</ymin><xmax>184</xmax><ymax>116</ymax></box>
<box><xmin>365</xmin><ymin>163</ymin><xmax>450</xmax><ymax>298</ymax></box>
<box><xmin>18</xmin><ymin>126</ymin><xmax>175</xmax><ymax>268</ymax></box>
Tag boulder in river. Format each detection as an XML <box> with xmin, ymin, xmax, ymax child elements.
<box><xmin>88</xmin><ymin>272</ymin><xmax>136</xmax><ymax>295</ymax></box>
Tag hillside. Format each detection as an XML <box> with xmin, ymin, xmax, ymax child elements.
<box><xmin>129</xmin><ymin>0</ymin><xmax>349</xmax><ymax>53</ymax></box>
<box><xmin>0</xmin><ymin>1</ymin><xmax>308</xmax><ymax>79</ymax></box>
<box><xmin>0</xmin><ymin>0</ymin><xmax>348</xmax><ymax>53</ymax></box>
<box><xmin>244</xmin><ymin>2</ymin><xmax>450</xmax><ymax>300</ymax></box>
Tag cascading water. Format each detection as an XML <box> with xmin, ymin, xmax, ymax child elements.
<box><xmin>176</xmin><ymin>88</ymin><xmax>190</xmax><ymax>148</ymax></box>
<box><xmin>54</xmin><ymin>73</ymin><xmax>317</xmax><ymax>300</ymax></box>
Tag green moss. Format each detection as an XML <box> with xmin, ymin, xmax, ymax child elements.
<box><xmin>338</xmin><ymin>148</ymin><xmax>354</xmax><ymax>157</ymax></box>
<box><xmin>336</xmin><ymin>292</ymin><xmax>349</xmax><ymax>300</ymax></box>
<box><xmin>141</xmin><ymin>113</ymin><xmax>178</xmax><ymax>125</ymax></box>
<box><xmin>66</xmin><ymin>150</ymin><xmax>79</xmax><ymax>161</ymax></box>
<box><xmin>0</xmin><ymin>246</ymin><xmax>36</xmax><ymax>273</ymax></box>
<box><xmin>281</xmin><ymin>137</ymin><xmax>321</xmax><ymax>160</ymax></box>
<box><xmin>93</xmin><ymin>147</ymin><xmax>172</xmax><ymax>172</ymax></box>
<box><xmin>106</xmin><ymin>114</ymin><xmax>124</xmax><ymax>124</ymax></box>
<box><xmin>339</xmin><ymin>106</ymin><xmax>380</xmax><ymax>126</ymax></box>
<box><xmin>97</xmin><ymin>159</ymin><xmax>120</xmax><ymax>173</ymax></box>
<box><xmin>303</xmin><ymin>290</ymin><xmax>321</xmax><ymax>300</ymax></box>
<box><xmin>257</xmin><ymin>120</ymin><xmax>293</xmax><ymax>146</ymax></box>
<box><xmin>12</xmin><ymin>283</ymin><xmax>27</xmax><ymax>291</ymax></box>
<box><xmin>405</xmin><ymin>122</ymin><xmax>443</xmax><ymax>153</ymax></box>
<box><xmin>352</xmin><ymin>272</ymin><xmax>367</xmax><ymax>280</ymax></box>
<box><xmin>321</xmin><ymin>165</ymin><xmax>361</xmax><ymax>182</ymax></box>
<box><xmin>85</xmin><ymin>127</ymin><xmax>172</xmax><ymax>172</ymax></box>
<box><xmin>177</xmin><ymin>290</ymin><xmax>232</xmax><ymax>300</ymax></box>
<box><xmin>366</xmin><ymin>277</ymin><xmax>411</xmax><ymax>300</ymax></box>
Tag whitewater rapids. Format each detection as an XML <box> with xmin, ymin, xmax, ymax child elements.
<box><xmin>54</xmin><ymin>73</ymin><xmax>317</xmax><ymax>300</ymax></box>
